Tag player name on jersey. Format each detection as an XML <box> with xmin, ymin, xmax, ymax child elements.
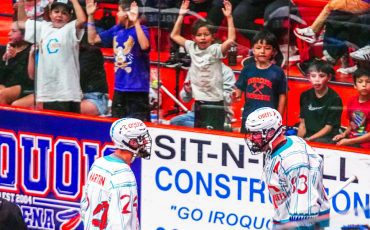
<box><xmin>89</xmin><ymin>172</ymin><xmax>106</xmax><ymax>186</ymax></box>
<box><xmin>0</xmin><ymin>130</ymin><xmax>114</xmax><ymax>200</ymax></box>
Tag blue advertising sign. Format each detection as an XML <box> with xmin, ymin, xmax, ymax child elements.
<box><xmin>0</xmin><ymin>107</ymin><xmax>142</xmax><ymax>229</ymax></box>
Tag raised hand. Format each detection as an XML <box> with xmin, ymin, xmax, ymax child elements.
<box><xmin>2</xmin><ymin>44</ymin><xmax>15</xmax><ymax>62</ymax></box>
<box><xmin>222</xmin><ymin>0</ymin><xmax>232</xmax><ymax>17</ymax></box>
<box><xmin>179</xmin><ymin>0</ymin><xmax>190</xmax><ymax>16</ymax></box>
<box><xmin>85</xmin><ymin>0</ymin><xmax>97</xmax><ymax>16</ymax></box>
<box><xmin>128</xmin><ymin>1</ymin><xmax>139</xmax><ymax>22</ymax></box>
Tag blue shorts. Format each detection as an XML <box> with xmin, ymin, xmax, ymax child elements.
<box><xmin>83</xmin><ymin>92</ymin><xmax>109</xmax><ymax>115</ymax></box>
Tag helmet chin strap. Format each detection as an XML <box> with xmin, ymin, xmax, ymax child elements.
<box><xmin>259</xmin><ymin>125</ymin><xmax>284</xmax><ymax>155</ymax></box>
<box><xmin>138</xmin><ymin>148</ymin><xmax>150</xmax><ymax>159</ymax></box>
<box><xmin>130</xmin><ymin>149</ymin><xmax>150</xmax><ymax>163</ymax></box>
<box><xmin>266</xmin><ymin>126</ymin><xmax>284</xmax><ymax>154</ymax></box>
<box><xmin>130</xmin><ymin>155</ymin><xmax>136</xmax><ymax>163</ymax></box>
<box><xmin>121</xmin><ymin>139</ymin><xmax>140</xmax><ymax>153</ymax></box>
<box><xmin>120</xmin><ymin>139</ymin><xmax>150</xmax><ymax>160</ymax></box>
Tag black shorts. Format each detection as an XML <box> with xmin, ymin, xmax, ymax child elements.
<box><xmin>20</xmin><ymin>88</ymin><xmax>34</xmax><ymax>98</ymax></box>
<box><xmin>43</xmin><ymin>101</ymin><xmax>80</xmax><ymax>113</ymax></box>
<box><xmin>194</xmin><ymin>100</ymin><xmax>225</xmax><ymax>131</ymax></box>
<box><xmin>111</xmin><ymin>91</ymin><xmax>150</xmax><ymax>121</ymax></box>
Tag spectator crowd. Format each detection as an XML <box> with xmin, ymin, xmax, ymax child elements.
<box><xmin>0</xmin><ymin>0</ymin><xmax>369</xmax><ymax>148</ymax></box>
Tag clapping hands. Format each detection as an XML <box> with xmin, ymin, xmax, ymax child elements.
<box><xmin>127</xmin><ymin>1</ymin><xmax>139</xmax><ymax>23</ymax></box>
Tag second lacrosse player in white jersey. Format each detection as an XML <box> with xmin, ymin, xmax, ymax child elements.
<box><xmin>244</xmin><ymin>107</ymin><xmax>330</xmax><ymax>229</ymax></box>
<box><xmin>80</xmin><ymin>118</ymin><xmax>152</xmax><ymax>230</ymax></box>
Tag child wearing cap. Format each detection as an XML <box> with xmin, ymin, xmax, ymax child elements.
<box><xmin>18</xmin><ymin>0</ymin><xmax>86</xmax><ymax>113</ymax></box>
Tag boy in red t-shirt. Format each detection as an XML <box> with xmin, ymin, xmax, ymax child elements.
<box><xmin>333</xmin><ymin>68</ymin><xmax>370</xmax><ymax>148</ymax></box>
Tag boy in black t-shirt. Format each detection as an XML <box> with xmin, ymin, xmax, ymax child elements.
<box><xmin>298</xmin><ymin>59</ymin><xmax>343</xmax><ymax>143</ymax></box>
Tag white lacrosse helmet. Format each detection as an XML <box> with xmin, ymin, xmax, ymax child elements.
<box><xmin>244</xmin><ymin>107</ymin><xmax>283</xmax><ymax>155</ymax></box>
<box><xmin>110</xmin><ymin>118</ymin><xmax>152</xmax><ymax>159</ymax></box>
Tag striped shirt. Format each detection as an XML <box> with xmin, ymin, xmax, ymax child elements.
<box><xmin>80</xmin><ymin>155</ymin><xmax>139</xmax><ymax>230</ymax></box>
<box><xmin>264</xmin><ymin>136</ymin><xmax>330</xmax><ymax>227</ymax></box>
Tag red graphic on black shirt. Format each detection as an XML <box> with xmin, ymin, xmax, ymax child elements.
<box><xmin>247</xmin><ymin>77</ymin><xmax>272</xmax><ymax>101</ymax></box>
<box><xmin>252</xmin><ymin>83</ymin><xmax>264</xmax><ymax>94</ymax></box>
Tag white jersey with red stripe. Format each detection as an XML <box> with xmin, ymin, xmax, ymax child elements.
<box><xmin>80</xmin><ymin>155</ymin><xmax>139</xmax><ymax>230</ymax></box>
<box><xmin>264</xmin><ymin>136</ymin><xmax>330</xmax><ymax>227</ymax></box>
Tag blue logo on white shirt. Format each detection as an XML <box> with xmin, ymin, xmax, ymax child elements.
<box><xmin>47</xmin><ymin>38</ymin><xmax>60</xmax><ymax>54</ymax></box>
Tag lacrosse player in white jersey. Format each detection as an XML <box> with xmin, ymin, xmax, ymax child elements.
<box><xmin>80</xmin><ymin>118</ymin><xmax>152</xmax><ymax>230</ymax></box>
<box><xmin>244</xmin><ymin>107</ymin><xmax>330</xmax><ymax>229</ymax></box>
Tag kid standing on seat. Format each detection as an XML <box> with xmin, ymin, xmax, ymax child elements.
<box><xmin>86</xmin><ymin>0</ymin><xmax>150</xmax><ymax>120</ymax></box>
<box><xmin>234</xmin><ymin>30</ymin><xmax>287</xmax><ymax>133</ymax></box>
<box><xmin>20</xmin><ymin>0</ymin><xmax>86</xmax><ymax>113</ymax></box>
<box><xmin>297</xmin><ymin>59</ymin><xmax>343</xmax><ymax>143</ymax></box>
<box><xmin>333</xmin><ymin>68</ymin><xmax>370</xmax><ymax>148</ymax></box>
<box><xmin>170</xmin><ymin>0</ymin><xmax>235</xmax><ymax>130</ymax></box>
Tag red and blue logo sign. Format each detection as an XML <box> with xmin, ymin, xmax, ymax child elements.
<box><xmin>0</xmin><ymin>108</ymin><xmax>142</xmax><ymax>229</ymax></box>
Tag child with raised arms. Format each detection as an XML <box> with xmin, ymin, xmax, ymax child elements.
<box><xmin>170</xmin><ymin>0</ymin><xmax>235</xmax><ymax>130</ymax></box>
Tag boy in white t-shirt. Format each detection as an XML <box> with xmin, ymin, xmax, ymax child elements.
<box><xmin>19</xmin><ymin>0</ymin><xmax>86</xmax><ymax>113</ymax></box>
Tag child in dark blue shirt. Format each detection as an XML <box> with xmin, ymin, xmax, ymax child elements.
<box><xmin>234</xmin><ymin>30</ymin><xmax>287</xmax><ymax>133</ymax></box>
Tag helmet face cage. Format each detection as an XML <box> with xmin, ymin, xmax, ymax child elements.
<box><xmin>244</xmin><ymin>107</ymin><xmax>283</xmax><ymax>155</ymax></box>
<box><xmin>129</xmin><ymin>130</ymin><xmax>152</xmax><ymax>159</ymax></box>
<box><xmin>245</xmin><ymin>126</ymin><xmax>282</xmax><ymax>155</ymax></box>
<box><xmin>110</xmin><ymin>118</ymin><xmax>152</xmax><ymax>159</ymax></box>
